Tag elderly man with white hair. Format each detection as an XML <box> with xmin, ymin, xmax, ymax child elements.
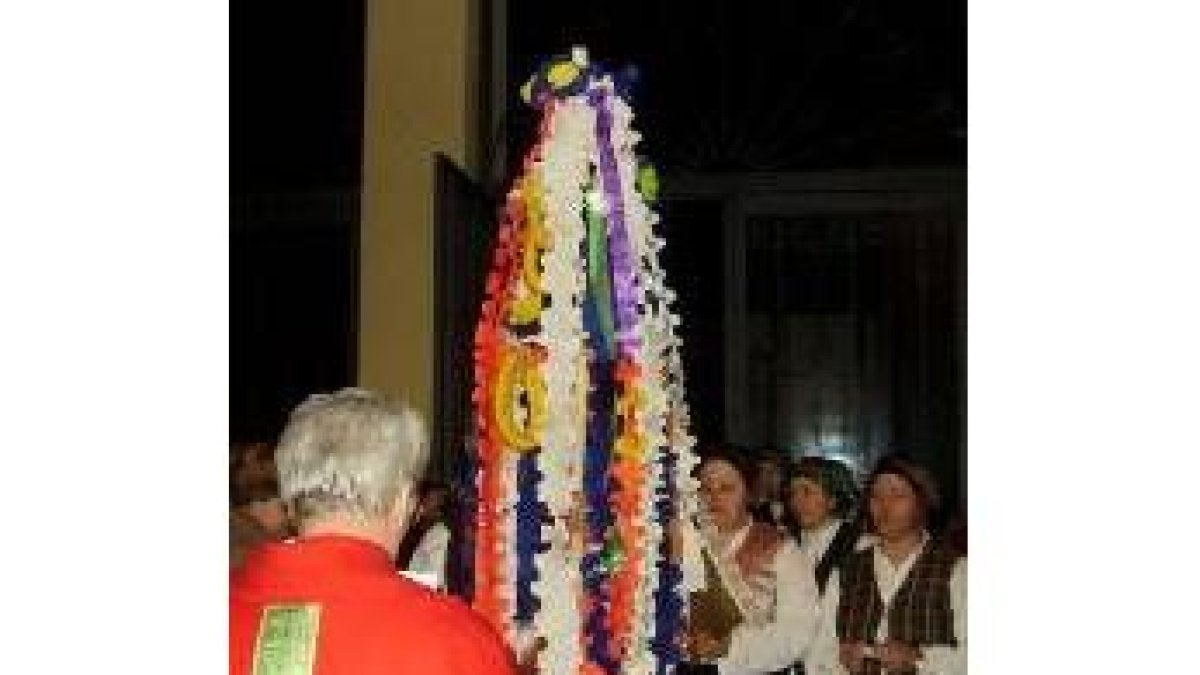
<box><xmin>230</xmin><ymin>388</ymin><xmax>518</xmax><ymax>675</ymax></box>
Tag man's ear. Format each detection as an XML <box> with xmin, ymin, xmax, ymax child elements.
<box><xmin>390</xmin><ymin>482</ymin><xmax>417</xmax><ymax>529</ymax></box>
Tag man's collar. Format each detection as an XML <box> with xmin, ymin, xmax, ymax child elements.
<box><xmin>873</xmin><ymin>529</ymin><xmax>931</xmax><ymax>566</ymax></box>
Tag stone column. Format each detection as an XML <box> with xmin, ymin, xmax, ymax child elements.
<box><xmin>359</xmin><ymin>0</ymin><xmax>480</xmax><ymax>418</ymax></box>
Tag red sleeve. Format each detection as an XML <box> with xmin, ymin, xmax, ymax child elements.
<box><xmin>443</xmin><ymin>597</ymin><xmax>519</xmax><ymax>675</ymax></box>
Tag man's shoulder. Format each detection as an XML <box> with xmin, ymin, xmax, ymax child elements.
<box><xmin>367</xmin><ymin>578</ymin><xmax>507</xmax><ymax>641</ymax></box>
<box><xmin>371</xmin><ymin>584</ymin><xmax>516</xmax><ymax>672</ymax></box>
<box><xmin>390</xmin><ymin>581</ymin><xmax>479</xmax><ymax>623</ymax></box>
<box><xmin>357</xmin><ymin>571</ymin><xmax>468</xmax><ymax>615</ymax></box>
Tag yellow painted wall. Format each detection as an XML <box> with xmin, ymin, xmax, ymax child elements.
<box><xmin>359</xmin><ymin>0</ymin><xmax>479</xmax><ymax>418</ymax></box>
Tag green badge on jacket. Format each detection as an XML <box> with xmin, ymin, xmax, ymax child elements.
<box><xmin>252</xmin><ymin>603</ymin><xmax>321</xmax><ymax>675</ymax></box>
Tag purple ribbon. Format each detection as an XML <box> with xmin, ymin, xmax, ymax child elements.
<box><xmin>589</xmin><ymin>88</ymin><xmax>643</xmax><ymax>360</ymax></box>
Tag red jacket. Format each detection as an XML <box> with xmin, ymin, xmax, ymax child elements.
<box><xmin>231</xmin><ymin>535</ymin><xmax>517</xmax><ymax>675</ymax></box>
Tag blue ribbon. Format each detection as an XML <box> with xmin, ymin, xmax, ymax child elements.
<box><xmin>651</xmin><ymin>448</ymin><xmax>684</xmax><ymax>672</ymax></box>
<box><xmin>581</xmin><ymin>256</ymin><xmax>618</xmax><ymax>673</ymax></box>
<box><xmin>514</xmin><ymin>452</ymin><xmax>543</xmax><ymax>622</ymax></box>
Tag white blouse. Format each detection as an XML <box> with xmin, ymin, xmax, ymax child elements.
<box><xmin>405</xmin><ymin>522</ymin><xmax>450</xmax><ymax>590</ymax></box>
<box><xmin>704</xmin><ymin>523</ymin><xmax>821</xmax><ymax>675</ymax></box>
<box><xmin>797</xmin><ymin>517</ymin><xmax>846</xmax><ymax>569</ymax></box>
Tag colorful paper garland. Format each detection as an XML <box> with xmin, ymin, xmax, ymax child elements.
<box><xmin>471</xmin><ymin>49</ymin><xmax>699</xmax><ymax>675</ymax></box>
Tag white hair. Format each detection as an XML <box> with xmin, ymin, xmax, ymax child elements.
<box><xmin>275</xmin><ymin>388</ymin><xmax>429</xmax><ymax>524</ymax></box>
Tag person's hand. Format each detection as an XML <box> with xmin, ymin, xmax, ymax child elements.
<box><xmin>878</xmin><ymin>640</ymin><xmax>921</xmax><ymax>673</ymax></box>
<box><xmin>684</xmin><ymin>629</ymin><xmax>726</xmax><ymax>661</ymax></box>
<box><xmin>838</xmin><ymin>642</ymin><xmax>869</xmax><ymax>674</ymax></box>
<box><xmin>565</xmin><ymin>492</ymin><xmax>586</xmax><ymax>556</ymax></box>
<box><xmin>515</xmin><ymin>636</ymin><xmax>547</xmax><ymax>675</ymax></box>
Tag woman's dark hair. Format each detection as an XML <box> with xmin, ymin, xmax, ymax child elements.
<box><xmin>695</xmin><ymin>443</ymin><xmax>756</xmax><ymax>490</ymax></box>
<box><xmin>230</xmin><ymin>441</ymin><xmax>279</xmax><ymax>507</ymax></box>
<box><xmin>786</xmin><ymin>456</ymin><xmax>860</xmax><ymax>518</ymax></box>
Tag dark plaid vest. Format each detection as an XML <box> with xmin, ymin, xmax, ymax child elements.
<box><xmin>836</xmin><ymin>540</ymin><xmax>960</xmax><ymax>649</ymax></box>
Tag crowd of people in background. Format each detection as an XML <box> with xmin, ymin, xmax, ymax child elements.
<box><xmin>230</xmin><ymin>389</ymin><xmax>966</xmax><ymax>675</ymax></box>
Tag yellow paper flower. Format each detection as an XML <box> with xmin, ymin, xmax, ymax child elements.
<box><xmin>547</xmin><ymin>61</ymin><xmax>580</xmax><ymax>89</ymax></box>
<box><xmin>508</xmin><ymin>175</ymin><xmax>553</xmax><ymax>326</ymax></box>
<box><xmin>493</xmin><ymin>343</ymin><xmax>548</xmax><ymax>452</ymax></box>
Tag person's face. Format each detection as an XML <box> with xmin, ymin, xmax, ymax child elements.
<box><xmin>247</xmin><ymin>498</ymin><xmax>288</xmax><ymax>535</ymax></box>
<box><xmin>755</xmin><ymin>460</ymin><xmax>783</xmax><ymax>502</ymax></box>
<box><xmin>419</xmin><ymin>489</ymin><xmax>447</xmax><ymax>522</ymax></box>
<box><xmin>868</xmin><ymin>473</ymin><xmax>924</xmax><ymax>541</ymax></box>
<box><xmin>235</xmin><ymin>443</ymin><xmax>275</xmax><ymax>488</ymax></box>
<box><xmin>698</xmin><ymin>459</ymin><xmax>750</xmax><ymax>531</ymax></box>
<box><xmin>788</xmin><ymin>476</ymin><xmax>835</xmax><ymax>530</ymax></box>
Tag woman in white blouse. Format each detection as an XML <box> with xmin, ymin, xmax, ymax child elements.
<box><xmin>808</xmin><ymin>455</ymin><xmax>966</xmax><ymax>675</ymax></box>
<box><xmin>682</xmin><ymin>450</ymin><xmax>820</xmax><ymax>675</ymax></box>
<box><xmin>785</xmin><ymin>456</ymin><xmax>863</xmax><ymax>592</ymax></box>
<box><xmin>785</xmin><ymin>456</ymin><xmax>865</xmax><ymax>675</ymax></box>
